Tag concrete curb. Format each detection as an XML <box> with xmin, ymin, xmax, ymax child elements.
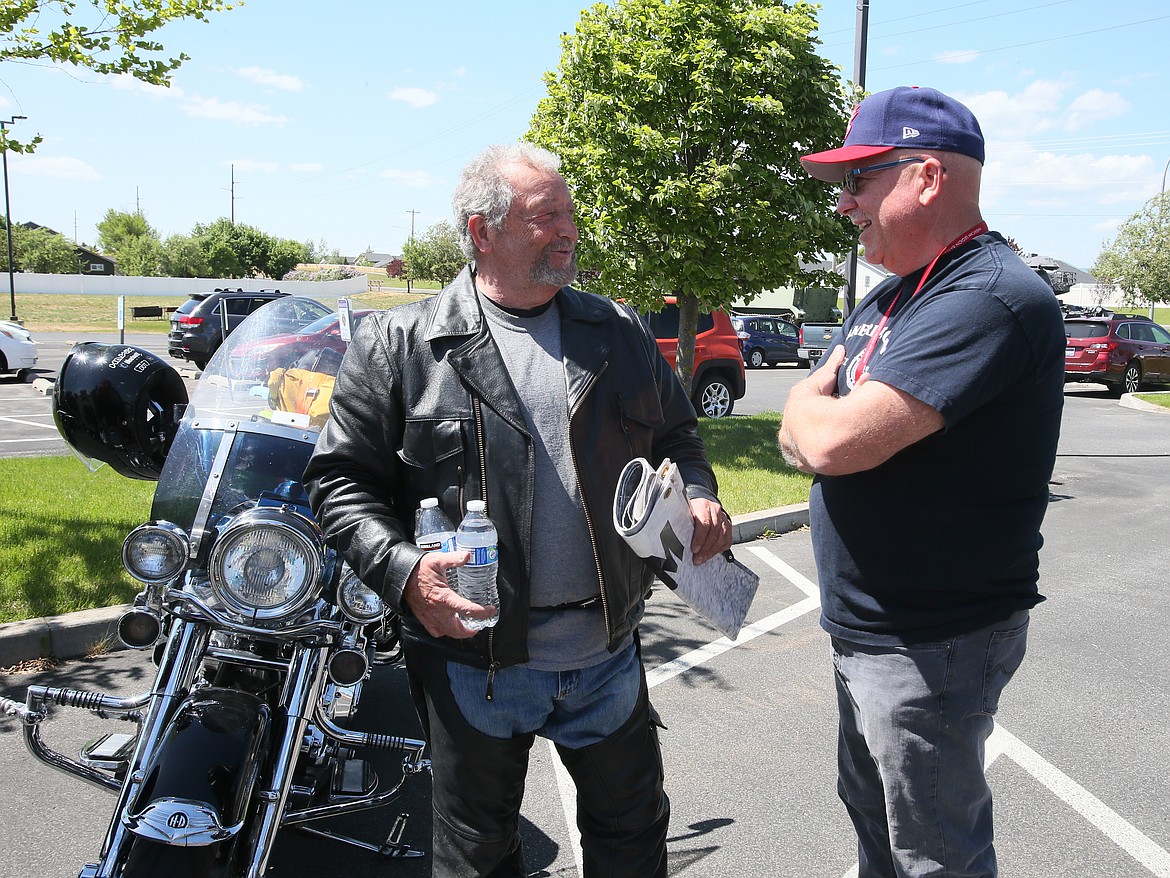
<box><xmin>0</xmin><ymin>505</ymin><xmax>811</xmax><ymax>668</ymax></box>
<box><xmin>0</xmin><ymin>604</ymin><xmax>130</xmax><ymax>669</ymax></box>
<box><xmin>1119</xmin><ymin>391</ymin><xmax>1170</xmax><ymax>414</ymax></box>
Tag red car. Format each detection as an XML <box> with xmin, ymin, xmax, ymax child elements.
<box><xmin>233</xmin><ymin>309</ymin><xmax>374</xmax><ymax>377</ymax></box>
<box><xmin>1064</xmin><ymin>313</ymin><xmax>1170</xmax><ymax>396</ymax></box>
<box><xmin>644</xmin><ymin>297</ymin><xmax>746</xmax><ymax>418</ymax></box>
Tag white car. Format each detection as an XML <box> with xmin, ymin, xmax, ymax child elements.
<box><xmin>0</xmin><ymin>319</ymin><xmax>38</xmax><ymax>375</ymax></box>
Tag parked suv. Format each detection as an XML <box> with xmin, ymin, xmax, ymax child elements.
<box><xmin>731</xmin><ymin>314</ymin><xmax>805</xmax><ymax>368</ymax></box>
<box><xmin>1064</xmin><ymin>312</ymin><xmax>1170</xmax><ymax>396</ymax></box>
<box><xmin>168</xmin><ymin>289</ymin><xmax>329</xmax><ymax>370</ymax></box>
<box><xmin>645</xmin><ymin>298</ymin><xmax>746</xmax><ymax>418</ymax></box>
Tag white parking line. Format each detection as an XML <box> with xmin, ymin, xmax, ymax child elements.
<box><xmin>549</xmin><ymin>545</ymin><xmax>821</xmax><ymax>876</ymax></box>
<box><xmin>551</xmin><ymin>544</ymin><xmax>1170</xmax><ymax>878</ymax></box>
<box><xmin>987</xmin><ymin>724</ymin><xmax>1170</xmax><ymax>876</ymax></box>
<box><xmin>0</xmin><ymin>416</ymin><xmax>59</xmax><ymax>430</ymax></box>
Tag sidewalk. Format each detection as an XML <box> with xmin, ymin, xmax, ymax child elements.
<box><xmin>0</xmin><ymin>504</ymin><xmax>810</xmax><ymax>669</ymax></box>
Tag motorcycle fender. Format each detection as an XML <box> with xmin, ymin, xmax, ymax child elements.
<box><xmin>123</xmin><ymin>688</ymin><xmax>271</xmax><ymax>847</ymax></box>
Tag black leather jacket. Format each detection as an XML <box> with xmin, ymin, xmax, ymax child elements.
<box><xmin>305</xmin><ymin>266</ymin><xmax>719</xmax><ymax>669</ymax></box>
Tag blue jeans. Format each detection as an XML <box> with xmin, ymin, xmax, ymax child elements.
<box><xmin>405</xmin><ymin>637</ymin><xmax>668</xmax><ymax>878</ymax></box>
<box><xmin>446</xmin><ymin>639</ymin><xmax>640</xmax><ymax>747</ymax></box>
<box><xmin>831</xmin><ymin>611</ymin><xmax>1030</xmax><ymax>878</ymax></box>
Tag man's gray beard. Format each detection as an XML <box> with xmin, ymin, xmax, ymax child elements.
<box><xmin>530</xmin><ymin>247</ymin><xmax>578</xmax><ymax>287</ymax></box>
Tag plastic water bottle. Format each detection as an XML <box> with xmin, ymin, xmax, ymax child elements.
<box><xmin>454</xmin><ymin>500</ymin><xmax>499</xmax><ymax>630</ymax></box>
<box><xmin>414</xmin><ymin>497</ymin><xmax>455</xmax><ymax>553</ymax></box>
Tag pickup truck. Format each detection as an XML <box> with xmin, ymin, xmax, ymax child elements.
<box><xmin>796</xmin><ymin>322</ymin><xmax>842</xmax><ymax>368</ymax></box>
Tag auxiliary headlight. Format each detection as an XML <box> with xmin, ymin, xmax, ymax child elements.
<box><xmin>122</xmin><ymin>521</ymin><xmax>190</xmax><ymax>584</ymax></box>
<box><xmin>208</xmin><ymin>507</ymin><xmax>323</xmax><ymax>622</ymax></box>
<box><xmin>337</xmin><ymin>567</ymin><xmax>385</xmax><ymax>624</ymax></box>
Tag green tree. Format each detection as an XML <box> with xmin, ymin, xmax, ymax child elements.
<box><xmin>0</xmin><ymin>0</ymin><xmax>237</xmax><ymax>153</ymax></box>
<box><xmin>112</xmin><ymin>234</ymin><xmax>163</xmax><ymax>276</ymax></box>
<box><xmin>96</xmin><ymin>209</ymin><xmax>158</xmax><ymax>260</ymax></box>
<box><xmin>203</xmin><ymin>238</ymin><xmax>243</xmax><ymax>278</ymax></box>
<box><xmin>402</xmin><ymin>221</ymin><xmax>464</xmax><ymax>285</ymax></box>
<box><xmin>1092</xmin><ymin>192</ymin><xmax>1170</xmax><ymax>309</ymax></box>
<box><xmin>267</xmin><ymin>237</ymin><xmax>310</xmax><ymax>280</ymax></box>
<box><xmin>527</xmin><ymin>0</ymin><xmax>852</xmax><ymax>392</ymax></box>
<box><xmin>158</xmin><ymin>233</ymin><xmax>211</xmax><ymax>278</ymax></box>
<box><xmin>192</xmin><ymin>218</ymin><xmax>303</xmax><ymax>279</ymax></box>
<box><xmin>0</xmin><ymin>221</ymin><xmax>79</xmax><ymax>273</ymax></box>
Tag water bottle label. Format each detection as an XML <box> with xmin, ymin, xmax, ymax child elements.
<box><xmin>418</xmin><ymin>535</ymin><xmax>454</xmax><ymax>552</ymax></box>
<box><xmin>466</xmin><ymin>545</ymin><xmax>498</xmax><ymax>566</ymax></box>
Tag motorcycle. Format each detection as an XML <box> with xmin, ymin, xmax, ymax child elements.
<box><xmin>0</xmin><ymin>297</ymin><xmax>429</xmax><ymax>877</ymax></box>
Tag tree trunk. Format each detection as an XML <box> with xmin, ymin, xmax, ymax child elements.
<box><xmin>675</xmin><ymin>291</ymin><xmax>700</xmax><ymax>396</ymax></box>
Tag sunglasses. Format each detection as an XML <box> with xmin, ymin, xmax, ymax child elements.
<box><xmin>841</xmin><ymin>157</ymin><xmax>928</xmax><ymax>195</ymax></box>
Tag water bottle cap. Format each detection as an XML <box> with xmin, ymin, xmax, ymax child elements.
<box><xmin>466</xmin><ymin>500</ymin><xmax>486</xmax><ymax>512</ymax></box>
<box><xmin>420</xmin><ymin>497</ymin><xmax>438</xmax><ymax>508</ymax></box>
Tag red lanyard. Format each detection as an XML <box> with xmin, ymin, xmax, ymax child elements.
<box><xmin>851</xmin><ymin>222</ymin><xmax>988</xmax><ymax>383</ymax></box>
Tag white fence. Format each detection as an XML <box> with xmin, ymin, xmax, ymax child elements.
<box><xmin>9</xmin><ymin>272</ymin><xmax>369</xmax><ymax>298</ymax></box>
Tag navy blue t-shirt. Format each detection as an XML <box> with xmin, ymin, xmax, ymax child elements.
<box><xmin>810</xmin><ymin>232</ymin><xmax>1065</xmax><ymax>644</ymax></box>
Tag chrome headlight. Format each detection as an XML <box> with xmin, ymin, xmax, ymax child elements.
<box><xmin>208</xmin><ymin>506</ymin><xmax>324</xmax><ymax>622</ymax></box>
<box><xmin>122</xmin><ymin>521</ymin><xmax>190</xmax><ymax>584</ymax></box>
<box><xmin>337</xmin><ymin>567</ymin><xmax>385</xmax><ymax>624</ymax></box>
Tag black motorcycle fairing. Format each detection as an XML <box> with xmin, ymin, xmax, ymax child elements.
<box><xmin>125</xmin><ymin>688</ymin><xmax>272</xmax><ymax>847</ymax></box>
<box><xmin>54</xmin><ymin>342</ymin><xmax>188</xmax><ymax>480</ymax></box>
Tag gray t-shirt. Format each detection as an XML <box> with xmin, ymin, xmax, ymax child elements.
<box><xmin>480</xmin><ymin>293</ymin><xmax>618</xmax><ymax>670</ymax></box>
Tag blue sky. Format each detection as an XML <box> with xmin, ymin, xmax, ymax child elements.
<box><xmin>3</xmin><ymin>0</ymin><xmax>1168</xmax><ymax>275</ymax></box>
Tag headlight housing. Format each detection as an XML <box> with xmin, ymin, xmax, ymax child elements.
<box><xmin>122</xmin><ymin>521</ymin><xmax>190</xmax><ymax>584</ymax></box>
<box><xmin>208</xmin><ymin>506</ymin><xmax>324</xmax><ymax>622</ymax></box>
<box><xmin>337</xmin><ymin>567</ymin><xmax>385</xmax><ymax>624</ymax></box>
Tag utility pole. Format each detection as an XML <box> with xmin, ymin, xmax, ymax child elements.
<box><xmin>405</xmin><ymin>209</ymin><xmax>420</xmax><ymax>293</ymax></box>
<box><xmin>231</xmin><ymin>164</ymin><xmax>236</xmax><ymax>223</ymax></box>
<box><xmin>2</xmin><ymin>115</ymin><xmax>26</xmax><ymax>323</ymax></box>
<box><xmin>843</xmin><ymin>0</ymin><xmax>870</xmax><ymax>319</ymax></box>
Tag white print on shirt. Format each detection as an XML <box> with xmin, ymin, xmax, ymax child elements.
<box><xmin>844</xmin><ymin>351</ymin><xmax>866</xmax><ymax>392</ymax></box>
<box><xmin>844</xmin><ymin>321</ymin><xmax>890</xmax><ymax>391</ymax></box>
<box><xmin>846</xmin><ymin>321</ymin><xmax>891</xmax><ymax>353</ymax></box>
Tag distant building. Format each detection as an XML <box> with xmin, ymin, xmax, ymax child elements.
<box><xmin>349</xmin><ymin>250</ymin><xmax>399</xmax><ymax>269</ymax></box>
<box><xmin>21</xmin><ymin>222</ymin><xmax>115</xmax><ymax>275</ymax></box>
<box><xmin>732</xmin><ymin>256</ymin><xmax>891</xmax><ymax>320</ymax></box>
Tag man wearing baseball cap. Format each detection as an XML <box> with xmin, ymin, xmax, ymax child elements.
<box><xmin>779</xmin><ymin>86</ymin><xmax>1064</xmax><ymax>877</ymax></box>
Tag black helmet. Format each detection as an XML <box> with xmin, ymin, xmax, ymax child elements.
<box><xmin>54</xmin><ymin>343</ymin><xmax>188</xmax><ymax>480</ymax></box>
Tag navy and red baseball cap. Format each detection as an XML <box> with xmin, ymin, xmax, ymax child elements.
<box><xmin>800</xmin><ymin>86</ymin><xmax>985</xmax><ymax>182</ymax></box>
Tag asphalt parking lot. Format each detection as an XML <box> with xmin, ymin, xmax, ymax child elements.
<box><xmin>3</xmin><ymin>338</ymin><xmax>1170</xmax><ymax>876</ymax></box>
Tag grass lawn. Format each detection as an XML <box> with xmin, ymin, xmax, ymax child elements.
<box><xmin>1134</xmin><ymin>392</ymin><xmax>1170</xmax><ymax>409</ymax></box>
<box><xmin>0</xmin><ymin>457</ymin><xmax>156</xmax><ymax>624</ymax></box>
<box><xmin>0</xmin><ymin>413</ymin><xmax>806</xmax><ymax>624</ymax></box>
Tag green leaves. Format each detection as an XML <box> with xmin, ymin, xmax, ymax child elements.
<box><xmin>528</xmin><ymin>0</ymin><xmax>853</xmax><ymax>328</ymax></box>
<box><xmin>0</xmin><ymin>0</ymin><xmax>238</xmax><ymax>152</ymax></box>
<box><xmin>402</xmin><ymin>221</ymin><xmax>464</xmax><ymax>286</ymax></box>
<box><xmin>1092</xmin><ymin>192</ymin><xmax>1170</xmax><ymax>308</ymax></box>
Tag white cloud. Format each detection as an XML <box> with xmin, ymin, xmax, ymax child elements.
<box><xmin>111</xmin><ymin>74</ymin><xmax>185</xmax><ymax>100</ymax></box>
<box><xmin>982</xmin><ymin>149</ymin><xmax>1154</xmax><ymax>212</ymax></box>
<box><xmin>237</xmin><ymin>66</ymin><xmax>305</xmax><ymax>92</ymax></box>
<box><xmin>289</xmin><ymin>162</ymin><xmax>324</xmax><ymax>172</ymax></box>
<box><xmin>935</xmin><ymin>49</ymin><xmax>980</xmax><ymax>64</ymax></box>
<box><xmin>230</xmin><ymin>159</ymin><xmax>279</xmax><ymax>174</ymax></box>
<box><xmin>1065</xmin><ymin>89</ymin><xmax>1130</xmax><ymax>131</ymax></box>
<box><xmin>183</xmin><ymin>96</ymin><xmax>289</xmax><ymax>127</ymax></box>
<box><xmin>388</xmin><ymin>87</ymin><xmax>439</xmax><ymax>108</ymax></box>
<box><xmin>380</xmin><ymin>168</ymin><xmax>436</xmax><ymax>188</ymax></box>
<box><xmin>963</xmin><ymin>79</ymin><xmax>1075</xmax><ymax>141</ymax></box>
<box><xmin>11</xmin><ymin>155</ymin><xmax>101</xmax><ymax>180</ymax></box>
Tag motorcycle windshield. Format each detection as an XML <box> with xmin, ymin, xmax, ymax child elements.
<box><xmin>150</xmin><ymin>296</ymin><xmax>354</xmax><ymax>541</ymax></box>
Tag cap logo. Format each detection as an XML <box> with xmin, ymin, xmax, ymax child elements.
<box><xmin>902</xmin><ymin>126</ymin><xmax>920</xmax><ymax>139</ymax></box>
<box><xmin>844</xmin><ymin>104</ymin><xmax>861</xmax><ymax>140</ymax></box>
